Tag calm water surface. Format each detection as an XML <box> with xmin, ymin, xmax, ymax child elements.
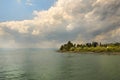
<box><xmin>0</xmin><ymin>48</ymin><xmax>120</xmax><ymax>80</ymax></box>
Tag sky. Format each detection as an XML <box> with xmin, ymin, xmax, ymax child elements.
<box><xmin>0</xmin><ymin>0</ymin><xmax>120</xmax><ymax>48</ymax></box>
<box><xmin>0</xmin><ymin>0</ymin><xmax>56</xmax><ymax>21</ymax></box>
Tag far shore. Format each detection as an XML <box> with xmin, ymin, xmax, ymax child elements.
<box><xmin>58</xmin><ymin>41</ymin><xmax>120</xmax><ymax>55</ymax></box>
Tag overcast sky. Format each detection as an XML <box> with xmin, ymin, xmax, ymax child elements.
<box><xmin>0</xmin><ymin>0</ymin><xmax>120</xmax><ymax>48</ymax></box>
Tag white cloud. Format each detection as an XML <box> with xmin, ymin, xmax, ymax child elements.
<box><xmin>66</xmin><ymin>24</ymin><xmax>74</xmax><ymax>31</ymax></box>
<box><xmin>32</xmin><ymin>30</ymin><xmax>40</xmax><ymax>35</ymax></box>
<box><xmin>26</xmin><ymin>0</ymin><xmax>33</xmax><ymax>6</ymax></box>
<box><xmin>0</xmin><ymin>0</ymin><xmax>120</xmax><ymax>48</ymax></box>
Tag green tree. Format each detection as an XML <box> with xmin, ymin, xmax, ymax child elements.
<box><xmin>92</xmin><ymin>42</ymin><xmax>98</xmax><ymax>47</ymax></box>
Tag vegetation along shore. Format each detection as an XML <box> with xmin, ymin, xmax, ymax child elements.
<box><xmin>58</xmin><ymin>41</ymin><xmax>120</xmax><ymax>54</ymax></box>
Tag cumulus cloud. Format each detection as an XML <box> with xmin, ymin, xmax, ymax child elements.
<box><xmin>0</xmin><ymin>0</ymin><xmax>120</xmax><ymax>48</ymax></box>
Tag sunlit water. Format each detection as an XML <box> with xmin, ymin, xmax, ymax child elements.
<box><xmin>0</xmin><ymin>48</ymin><xmax>120</xmax><ymax>80</ymax></box>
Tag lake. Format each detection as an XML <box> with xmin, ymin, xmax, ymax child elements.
<box><xmin>0</xmin><ymin>48</ymin><xmax>120</xmax><ymax>80</ymax></box>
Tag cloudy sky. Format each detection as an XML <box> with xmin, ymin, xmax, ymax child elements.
<box><xmin>0</xmin><ymin>0</ymin><xmax>120</xmax><ymax>48</ymax></box>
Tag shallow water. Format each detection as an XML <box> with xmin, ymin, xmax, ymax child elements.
<box><xmin>0</xmin><ymin>48</ymin><xmax>120</xmax><ymax>80</ymax></box>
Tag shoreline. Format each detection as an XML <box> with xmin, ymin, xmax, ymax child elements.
<box><xmin>57</xmin><ymin>50</ymin><xmax>120</xmax><ymax>55</ymax></box>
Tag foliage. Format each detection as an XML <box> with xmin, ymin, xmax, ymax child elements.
<box><xmin>59</xmin><ymin>41</ymin><xmax>120</xmax><ymax>52</ymax></box>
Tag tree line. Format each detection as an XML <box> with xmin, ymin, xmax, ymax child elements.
<box><xmin>59</xmin><ymin>41</ymin><xmax>120</xmax><ymax>52</ymax></box>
